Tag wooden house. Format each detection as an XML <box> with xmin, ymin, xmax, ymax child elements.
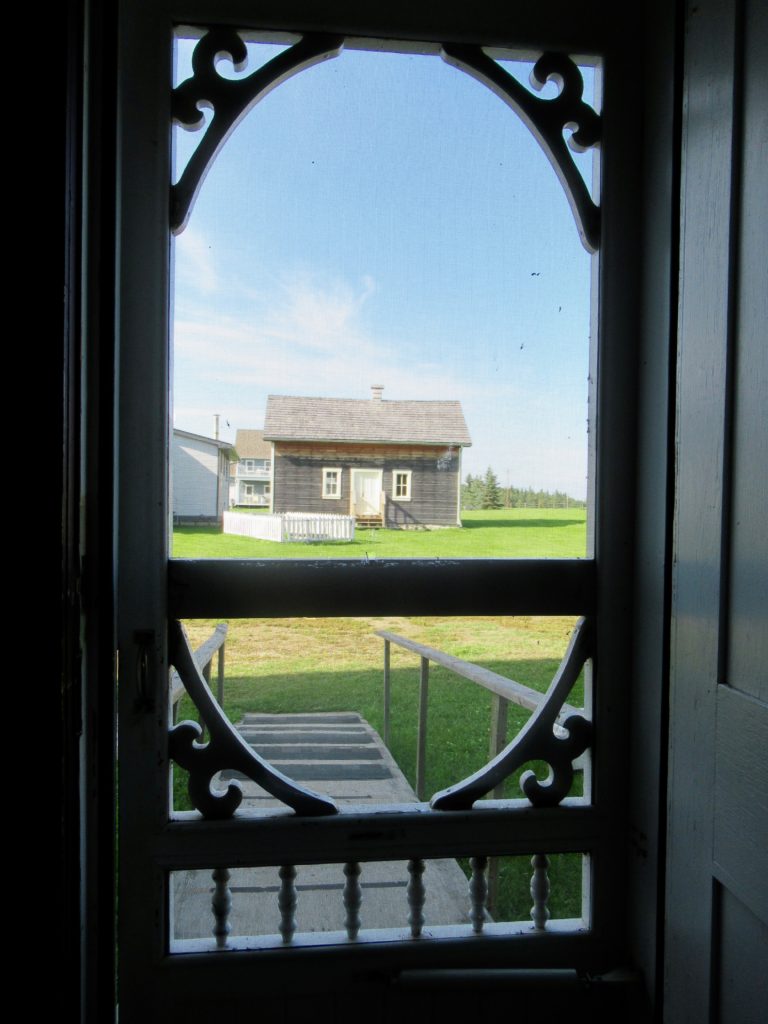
<box><xmin>263</xmin><ymin>387</ymin><xmax>471</xmax><ymax>527</ymax></box>
<box><xmin>229</xmin><ymin>429</ymin><xmax>272</xmax><ymax>508</ymax></box>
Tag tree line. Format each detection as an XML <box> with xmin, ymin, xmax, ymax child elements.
<box><xmin>461</xmin><ymin>468</ymin><xmax>586</xmax><ymax>510</ymax></box>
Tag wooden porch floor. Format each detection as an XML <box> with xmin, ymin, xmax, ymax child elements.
<box><xmin>172</xmin><ymin>713</ymin><xmax>472</xmax><ymax>943</ymax></box>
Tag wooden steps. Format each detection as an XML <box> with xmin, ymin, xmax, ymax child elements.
<box><xmin>355</xmin><ymin>515</ymin><xmax>384</xmax><ymax>528</ymax></box>
<box><xmin>224</xmin><ymin>711</ymin><xmax>416</xmax><ymax>804</ymax></box>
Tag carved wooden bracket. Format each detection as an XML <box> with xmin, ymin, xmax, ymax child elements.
<box><xmin>171</xmin><ymin>30</ymin><xmax>344</xmax><ymax>233</ymax></box>
<box><xmin>168</xmin><ymin>619</ymin><xmax>338</xmax><ymax>818</ymax></box>
<box><xmin>430</xmin><ymin>617</ymin><xmax>593</xmax><ymax>810</ymax></box>
<box><xmin>440</xmin><ymin>46</ymin><xmax>601</xmax><ymax>253</ymax></box>
<box><xmin>171</xmin><ymin>32</ymin><xmax>601</xmax><ymax>252</ymax></box>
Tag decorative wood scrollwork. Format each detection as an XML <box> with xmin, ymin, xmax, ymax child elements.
<box><xmin>430</xmin><ymin>617</ymin><xmax>593</xmax><ymax>810</ymax></box>
<box><xmin>171</xmin><ymin>31</ymin><xmax>344</xmax><ymax>233</ymax></box>
<box><xmin>171</xmin><ymin>31</ymin><xmax>600</xmax><ymax>253</ymax></box>
<box><xmin>168</xmin><ymin>619</ymin><xmax>338</xmax><ymax>818</ymax></box>
<box><xmin>469</xmin><ymin>855</ymin><xmax>489</xmax><ymax>933</ymax></box>
<box><xmin>440</xmin><ymin>46</ymin><xmax>601</xmax><ymax>252</ymax></box>
<box><xmin>343</xmin><ymin>862</ymin><xmax>363</xmax><ymax>940</ymax></box>
<box><xmin>211</xmin><ymin>867</ymin><xmax>232</xmax><ymax>948</ymax></box>
<box><xmin>278</xmin><ymin>864</ymin><xmax>298</xmax><ymax>943</ymax></box>
<box><xmin>407</xmin><ymin>859</ymin><xmax>426</xmax><ymax>938</ymax></box>
<box><xmin>529</xmin><ymin>853</ymin><xmax>551</xmax><ymax>930</ymax></box>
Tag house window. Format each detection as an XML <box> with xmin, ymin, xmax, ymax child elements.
<box><xmin>322</xmin><ymin>467</ymin><xmax>342</xmax><ymax>498</ymax></box>
<box><xmin>393</xmin><ymin>469</ymin><xmax>412</xmax><ymax>501</ymax></box>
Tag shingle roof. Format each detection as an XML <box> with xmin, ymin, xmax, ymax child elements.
<box><xmin>234</xmin><ymin>429</ymin><xmax>272</xmax><ymax>459</ymax></box>
<box><xmin>263</xmin><ymin>395</ymin><xmax>471</xmax><ymax>446</ymax></box>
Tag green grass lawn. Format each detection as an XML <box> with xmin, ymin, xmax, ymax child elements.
<box><xmin>172</xmin><ymin>508</ymin><xmax>587</xmax><ymax>559</ymax></box>
<box><xmin>172</xmin><ymin>509</ymin><xmax>588</xmax><ymax>924</ymax></box>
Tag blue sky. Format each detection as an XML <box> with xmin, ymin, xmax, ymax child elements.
<box><xmin>172</xmin><ymin>38</ymin><xmax>596</xmax><ymax>498</ymax></box>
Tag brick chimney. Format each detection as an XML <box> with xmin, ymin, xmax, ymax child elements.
<box><xmin>371</xmin><ymin>385</ymin><xmax>384</xmax><ymax>402</ymax></box>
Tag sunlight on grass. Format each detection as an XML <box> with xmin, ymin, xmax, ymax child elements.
<box><xmin>172</xmin><ymin>508</ymin><xmax>587</xmax><ymax>559</ymax></box>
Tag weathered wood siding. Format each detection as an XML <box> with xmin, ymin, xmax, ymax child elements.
<box><xmin>272</xmin><ymin>442</ymin><xmax>462</xmax><ymax>526</ymax></box>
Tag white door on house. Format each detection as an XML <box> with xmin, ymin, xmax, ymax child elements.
<box><xmin>352</xmin><ymin>469</ymin><xmax>382</xmax><ymax>516</ymax></box>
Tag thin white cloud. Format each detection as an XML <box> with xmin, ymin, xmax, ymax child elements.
<box><xmin>173</xmin><ymin>268</ymin><xmax>474</xmax><ymax>400</ymax></box>
<box><xmin>257</xmin><ymin>272</ymin><xmax>378</xmax><ymax>354</ymax></box>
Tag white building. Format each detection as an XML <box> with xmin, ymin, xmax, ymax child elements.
<box><xmin>229</xmin><ymin>428</ymin><xmax>272</xmax><ymax>508</ymax></box>
<box><xmin>171</xmin><ymin>428</ymin><xmax>236</xmax><ymax>523</ymax></box>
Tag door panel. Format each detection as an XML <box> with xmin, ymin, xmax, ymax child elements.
<box><xmin>713</xmin><ymin>686</ymin><xmax>768</xmax><ymax>927</ymax></box>
<box><xmin>665</xmin><ymin>0</ymin><xmax>767</xmax><ymax>1019</ymax></box>
<box><xmin>715</xmin><ymin>885</ymin><xmax>768</xmax><ymax>1024</ymax></box>
<box><xmin>725</xmin><ymin>0</ymin><xmax>768</xmax><ymax>704</ymax></box>
<box><xmin>352</xmin><ymin>470</ymin><xmax>382</xmax><ymax>516</ymax></box>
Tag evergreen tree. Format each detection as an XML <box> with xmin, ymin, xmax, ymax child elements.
<box><xmin>481</xmin><ymin>467</ymin><xmax>503</xmax><ymax>509</ymax></box>
<box><xmin>463</xmin><ymin>471</ymin><xmax>585</xmax><ymax>511</ymax></box>
<box><xmin>461</xmin><ymin>473</ymin><xmax>484</xmax><ymax>509</ymax></box>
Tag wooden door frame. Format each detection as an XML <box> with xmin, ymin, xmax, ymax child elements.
<box><xmin>350</xmin><ymin>467</ymin><xmax>384</xmax><ymax>516</ymax></box>
<box><xmin>111</xmin><ymin>2</ymin><xmax>648</xmax><ymax>1018</ymax></box>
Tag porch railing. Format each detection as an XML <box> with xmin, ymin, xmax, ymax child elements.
<box><xmin>235</xmin><ymin>462</ymin><xmax>271</xmax><ymax>477</ymax></box>
<box><xmin>170</xmin><ymin>622</ymin><xmax>228</xmax><ymax>737</ymax></box>
<box><xmin>232</xmin><ymin>495</ymin><xmax>270</xmax><ymax>507</ymax></box>
<box><xmin>376</xmin><ymin>630</ymin><xmax>582</xmax><ymax>802</ymax></box>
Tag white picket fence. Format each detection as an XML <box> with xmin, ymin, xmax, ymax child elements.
<box><xmin>223</xmin><ymin>511</ymin><xmax>355</xmax><ymax>543</ymax></box>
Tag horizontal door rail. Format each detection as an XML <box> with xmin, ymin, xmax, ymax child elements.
<box><xmin>168</xmin><ymin>558</ymin><xmax>595</xmax><ymax>618</ymax></box>
<box><xmin>165</xmin><ymin>928</ymin><xmax>609</xmax><ymax>979</ymax></box>
<box><xmin>163</xmin><ymin>800</ymin><xmax>599</xmax><ymax>868</ymax></box>
<box><xmin>171</xmin><ymin>920</ymin><xmax>588</xmax><ymax>957</ymax></box>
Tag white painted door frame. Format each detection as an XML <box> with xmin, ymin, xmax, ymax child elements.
<box><xmin>350</xmin><ymin>468</ymin><xmax>383</xmax><ymax>516</ymax></box>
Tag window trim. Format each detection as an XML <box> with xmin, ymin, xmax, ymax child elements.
<box><xmin>322</xmin><ymin>466</ymin><xmax>342</xmax><ymax>499</ymax></box>
<box><xmin>392</xmin><ymin>469</ymin><xmax>412</xmax><ymax>501</ymax></box>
